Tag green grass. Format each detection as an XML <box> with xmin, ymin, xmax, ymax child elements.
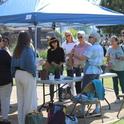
<box><xmin>103</xmin><ymin>78</ymin><xmax>113</xmax><ymax>89</ymax></box>
<box><xmin>103</xmin><ymin>78</ymin><xmax>122</xmax><ymax>91</ymax></box>
<box><xmin>111</xmin><ymin>119</ymin><xmax>124</xmax><ymax>124</ymax></box>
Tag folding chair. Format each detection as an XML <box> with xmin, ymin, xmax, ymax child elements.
<box><xmin>71</xmin><ymin>79</ymin><xmax>105</xmax><ymax>123</ymax></box>
<box><xmin>117</xmin><ymin>94</ymin><xmax>124</xmax><ymax>118</ymax></box>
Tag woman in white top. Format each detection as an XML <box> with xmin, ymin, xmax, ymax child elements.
<box><xmin>62</xmin><ymin>31</ymin><xmax>77</xmax><ymax>96</ymax></box>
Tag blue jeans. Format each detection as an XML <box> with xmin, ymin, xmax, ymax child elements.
<box><xmin>110</xmin><ymin>70</ymin><xmax>124</xmax><ymax>99</ymax></box>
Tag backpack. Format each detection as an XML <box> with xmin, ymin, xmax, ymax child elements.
<box><xmin>47</xmin><ymin>103</ymin><xmax>66</xmax><ymax>124</ymax></box>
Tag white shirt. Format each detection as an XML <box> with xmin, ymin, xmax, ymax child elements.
<box><xmin>62</xmin><ymin>41</ymin><xmax>77</xmax><ymax>55</ymax></box>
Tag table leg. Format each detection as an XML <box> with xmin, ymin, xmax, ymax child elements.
<box><xmin>38</xmin><ymin>83</ymin><xmax>46</xmax><ymax>111</ymax></box>
<box><xmin>117</xmin><ymin>100</ymin><xmax>124</xmax><ymax>118</ymax></box>
<box><xmin>102</xmin><ymin>78</ymin><xmax>111</xmax><ymax>110</ymax></box>
<box><xmin>38</xmin><ymin>83</ymin><xmax>68</xmax><ymax>112</ymax></box>
<box><xmin>104</xmin><ymin>98</ymin><xmax>111</xmax><ymax>110</ymax></box>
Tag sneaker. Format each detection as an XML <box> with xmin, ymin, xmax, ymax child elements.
<box><xmin>115</xmin><ymin>98</ymin><xmax>120</xmax><ymax>103</ymax></box>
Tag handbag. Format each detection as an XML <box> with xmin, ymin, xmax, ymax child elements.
<box><xmin>65</xmin><ymin>115</ymin><xmax>78</xmax><ymax>124</ymax></box>
<box><xmin>47</xmin><ymin>103</ymin><xmax>66</xmax><ymax>124</ymax></box>
<box><xmin>25</xmin><ymin>111</ymin><xmax>44</xmax><ymax>124</ymax></box>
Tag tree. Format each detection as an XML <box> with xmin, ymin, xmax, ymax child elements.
<box><xmin>99</xmin><ymin>0</ymin><xmax>124</xmax><ymax>35</ymax></box>
<box><xmin>101</xmin><ymin>0</ymin><xmax>124</xmax><ymax>13</ymax></box>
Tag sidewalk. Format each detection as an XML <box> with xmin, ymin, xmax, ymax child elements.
<box><xmin>1</xmin><ymin>86</ymin><xmax>124</xmax><ymax>124</ymax></box>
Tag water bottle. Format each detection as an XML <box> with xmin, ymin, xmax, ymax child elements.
<box><xmin>49</xmin><ymin>73</ymin><xmax>54</xmax><ymax>80</ymax></box>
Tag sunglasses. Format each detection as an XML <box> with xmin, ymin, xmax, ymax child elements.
<box><xmin>89</xmin><ymin>36</ymin><xmax>94</xmax><ymax>39</ymax></box>
<box><xmin>66</xmin><ymin>35</ymin><xmax>71</xmax><ymax>37</ymax></box>
<box><xmin>78</xmin><ymin>36</ymin><xmax>83</xmax><ymax>39</ymax></box>
<box><xmin>3</xmin><ymin>39</ymin><xmax>7</xmax><ymax>42</ymax></box>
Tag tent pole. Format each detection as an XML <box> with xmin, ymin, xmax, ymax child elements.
<box><xmin>34</xmin><ymin>25</ymin><xmax>38</xmax><ymax>50</ymax></box>
<box><xmin>60</xmin><ymin>24</ymin><xmax>63</xmax><ymax>44</ymax></box>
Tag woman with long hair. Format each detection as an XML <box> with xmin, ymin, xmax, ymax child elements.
<box><xmin>62</xmin><ymin>31</ymin><xmax>77</xmax><ymax>96</ymax></box>
<box><xmin>11</xmin><ymin>31</ymin><xmax>37</xmax><ymax>124</ymax></box>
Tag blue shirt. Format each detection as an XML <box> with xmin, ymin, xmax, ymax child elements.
<box><xmin>83</xmin><ymin>42</ymin><xmax>104</xmax><ymax>74</ymax></box>
<box><xmin>11</xmin><ymin>47</ymin><xmax>36</xmax><ymax>77</ymax></box>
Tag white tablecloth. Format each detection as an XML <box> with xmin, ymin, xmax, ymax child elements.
<box><xmin>100</xmin><ymin>73</ymin><xmax>117</xmax><ymax>79</ymax></box>
<box><xmin>37</xmin><ymin>73</ymin><xmax>117</xmax><ymax>85</ymax></box>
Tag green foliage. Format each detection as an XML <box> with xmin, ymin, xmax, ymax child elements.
<box><xmin>69</xmin><ymin>28</ymin><xmax>78</xmax><ymax>39</ymax></box>
<box><xmin>101</xmin><ymin>0</ymin><xmax>124</xmax><ymax>13</ymax></box>
<box><xmin>100</xmin><ymin>0</ymin><xmax>124</xmax><ymax>35</ymax></box>
<box><xmin>38</xmin><ymin>49</ymin><xmax>47</xmax><ymax>59</ymax></box>
<box><xmin>97</xmin><ymin>25</ymin><xmax>124</xmax><ymax>36</ymax></box>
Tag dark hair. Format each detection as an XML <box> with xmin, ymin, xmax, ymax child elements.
<box><xmin>3</xmin><ymin>36</ymin><xmax>9</xmax><ymax>44</ymax></box>
<box><xmin>13</xmin><ymin>31</ymin><xmax>31</xmax><ymax>58</ymax></box>
<box><xmin>49</xmin><ymin>37</ymin><xmax>60</xmax><ymax>49</ymax></box>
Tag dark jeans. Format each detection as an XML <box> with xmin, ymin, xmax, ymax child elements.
<box><xmin>82</xmin><ymin>74</ymin><xmax>99</xmax><ymax>90</ymax></box>
<box><xmin>50</xmin><ymin>84</ymin><xmax>62</xmax><ymax>102</ymax></box>
<box><xmin>110</xmin><ymin>70</ymin><xmax>124</xmax><ymax>99</ymax></box>
<box><xmin>49</xmin><ymin>70</ymin><xmax>63</xmax><ymax>102</ymax></box>
<box><xmin>67</xmin><ymin>69</ymin><xmax>74</xmax><ymax>77</ymax></box>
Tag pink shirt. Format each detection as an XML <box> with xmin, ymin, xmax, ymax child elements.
<box><xmin>72</xmin><ymin>41</ymin><xmax>91</xmax><ymax>67</ymax></box>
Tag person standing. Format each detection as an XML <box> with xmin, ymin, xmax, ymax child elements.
<box><xmin>11</xmin><ymin>31</ymin><xmax>37</xmax><ymax>124</ymax></box>
<box><xmin>62</xmin><ymin>31</ymin><xmax>77</xmax><ymax>96</ymax></box>
<box><xmin>71</xmin><ymin>31</ymin><xmax>91</xmax><ymax>94</ymax></box>
<box><xmin>46</xmin><ymin>37</ymin><xmax>65</xmax><ymax>102</ymax></box>
<box><xmin>74</xmin><ymin>32</ymin><xmax>104</xmax><ymax>114</ymax></box>
<box><xmin>0</xmin><ymin>35</ymin><xmax>12</xmax><ymax>124</ymax></box>
<box><xmin>106</xmin><ymin>36</ymin><xmax>124</xmax><ymax>103</ymax></box>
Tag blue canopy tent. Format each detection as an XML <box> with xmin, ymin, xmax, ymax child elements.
<box><xmin>0</xmin><ymin>0</ymin><xmax>124</xmax><ymax>47</ymax></box>
<box><xmin>0</xmin><ymin>0</ymin><xmax>124</xmax><ymax>25</ymax></box>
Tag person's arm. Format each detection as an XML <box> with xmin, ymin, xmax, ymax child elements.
<box><xmin>105</xmin><ymin>47</ymin><xmax>111</xmax><ymax>64</ymax></box>
<box><xmin>73</xmin><ymin>46</ymin><xmax>91</xmax><ymax>61</ymax></box>
<box><xmin>73</xmin><ymin>54</ymin><xmax>87</xmax><ymax>61</ymax></box>
<box><xmin>60</xmin><ymin>48</ymin><xmax>65</xmax><ymax>63</ymax></box>
<box><xmin>47</xmin><ymin>49</ymin><xmax>52</xmax><ymax>64</ymax></box>
<box><xmin>11</xmin><ymin>57</ymin><xmax>16</xmax><ymax>78</ymax></box>
<box><xmin>116</xmin><ymin>56</ymin><xmax>124</xmax><ymax>61</ymax></box>
<box><xmin>23</xmin><ymin>48</ymin><xmax>36</xmax><ymax>77</ymax></box>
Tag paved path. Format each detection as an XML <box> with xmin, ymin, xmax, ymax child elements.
<box><xmin>0</xmin><ymin>85</ymin><xmax>124</xmax><ymax>124</ymax></box>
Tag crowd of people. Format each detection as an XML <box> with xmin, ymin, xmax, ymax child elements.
<box><xmin>0</xmin><ymin>29</ymin><xmax>124</xmax><ymax>124</ymax></box>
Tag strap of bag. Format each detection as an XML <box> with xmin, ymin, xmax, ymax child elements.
<box><xmin>66</xmin><ymin>115</ymin><xmax>76</xmax><ymax>121</ymax></box>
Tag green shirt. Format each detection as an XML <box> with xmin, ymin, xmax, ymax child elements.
<box><xmin>106</xmin><ymin>46</ymin><xmax>124</xmax><ymax>71</ymax></box>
